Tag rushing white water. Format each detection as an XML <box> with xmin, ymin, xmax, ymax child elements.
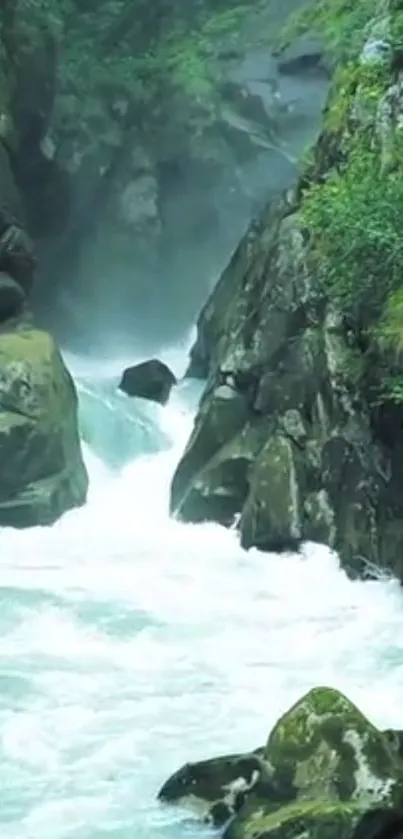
<box><xmin>1</xmin><ymin>343</ymin><xmax>403</xmax><ymax>839</ymax></box>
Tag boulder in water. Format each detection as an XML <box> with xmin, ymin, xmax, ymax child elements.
<box><xmin>119</xmin><ymin>359</ymin><xmax>177</xmax><ymax>405</ymax></box>
<box><xmin>159</xmin><ymin>687</ymin><xmax>403</xmax><ymax>837</ymax></box>
<box><xmin>276</xmin><ymin>35</ymin><xmax>328</xmax><ymax>77</ymax></box>
<box><xmin>0</xmin><ymin>325</ymin><xmax>88</xmax><ymax>527</ymax></box>
<box><xmin>158</xmin><ymin>750</ymin><xmax>266</xmax><ymax>826</ymax></box>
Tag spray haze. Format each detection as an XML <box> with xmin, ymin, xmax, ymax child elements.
<box><xmin>23</xmin><ymin>0</ymin><xmax>329</xmax><ymax>357</ymax></box>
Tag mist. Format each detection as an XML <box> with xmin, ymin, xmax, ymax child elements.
<box><xmin>17</xmin><ymin>0</ymin><xmax>328</xmax><ymax>359</ymax></box>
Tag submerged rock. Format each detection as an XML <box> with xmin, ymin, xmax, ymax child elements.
<box><xmin>0</xmin><ymin>326</ymin><xmax>88</xmax><ymax>527</ymax></box>
<box><xmin>159</xmin><ymin>687</ymin><xmax>403</xmax><ymax>839</ymax></box>
<box><xmin>119</xmin><ymin>359</ymin><xmax>177</xmax><ymax>405</ymax></box>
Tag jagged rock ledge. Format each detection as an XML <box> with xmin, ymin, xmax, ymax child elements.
<box><xmin>158</xmin><ymin>686</ymin><xmax>403</xmax><ymax>839</ymax></box>
<box><xmin>170</xmin><ymin>0</ymin><xmax>403</xmax><ymax>581</ymax></box>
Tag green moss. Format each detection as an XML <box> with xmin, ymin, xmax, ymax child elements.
<box><xmin>301</xmin><ymin>140</ymin><xmax>403</xmax><ymax>327</ymax></box>
<box><xmin>324</xmin><ymin>60</ymin><xmax>389</xmax><ymax>134</ymax></box>
<box><xmin>58</xmin><ymin>0</ymin><xmax>251</xmax><ymax>108</ymax></box>
<box><xmin>377</xmin><ymin>288</ymin><xmax>403</xmax><ymax>354</ymax></box>
<box><xmin>229</xmin><ymin>799</ymin><xmax>365</xmax><ymax>839</ymax></box>
<box><xmin>391</xmin><ymin>8</ymin><xmax>403</xmax><ymax>46</ymax></box>
<box><xmin>300</xmin><ymin>36</ymin><xmax>393</xmax><ymax>321</ymax></box>
<box><xmin>291</xmin><ymin>0</ymin><xmax>403</xmax><ymax>406</ymax></box>
<box><xmin>264</xmin><ymin>687</ymin><xmax>400</xmax><ymax>805</ymax></box>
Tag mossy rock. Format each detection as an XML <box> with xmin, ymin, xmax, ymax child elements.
<box><xmin>0</xmin><ymin>325</ymin><xmax>88</xmax><ymax>526</ymax></box>
<box><xmin>264</xmin><ymin>687</ymin><xmax>402</xmax><ymax>806</ymax></box>
<box><xmin>224</xmin><ymin>799</ymin><xmax>365</xmax><ymax>839</ymax></box>
<box><xmin>240</xmin><ymin>432</ymin><xmax>302</xmax><ymax>552</ymax></box>
<box><xmin>170</xmin><ymin>383</ymin><xmax>250</xmax><ymax>517</ymax></box>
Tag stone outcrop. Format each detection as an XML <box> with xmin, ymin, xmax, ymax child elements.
<box><xmin>158</xmin><ymin>687</ymin><xmax>403</xmax><ymax>839</ymax></box>
<box><xmin>0</xmin><ymin>22</ymin><xmax>88</xmax><ymax>527</ymax></box>
<box><xmin>0</xmin><ymin>326</ymin><xmax>88</xmax><ymax>527</ymax></box>
<box><xmin>171</xmin><ymin>0</ymin><xmax>403</xmax><ymax>581</ymax></box>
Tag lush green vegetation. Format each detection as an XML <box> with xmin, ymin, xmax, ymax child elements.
<box><xmin>302</xmin><ymin>145</ymin><xmax>403</xmax><ymax>324</ymax></box>
<box><xmin>294</xmin><ymin>0</ymin><xmax>403</xmax><ymax>402</ymax></box>
<box><xmin>34</xmin><ymin>0</ymin><xmax>257</xmax><ymax>157</ymax></box>
<box><xmin>57</xmin><ymin>0</ymin><xmax>253</xmax><ymax>102</ymax></box>
<box><xmin>0</xmin><ymin>0</ymin><xmax>260</xmax><ymax>158</ymax></box>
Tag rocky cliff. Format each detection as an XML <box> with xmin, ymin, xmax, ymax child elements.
<box><xmin>171</xmin><ymin>0</ymin><xmax>403</xmax><ymax>581</ymax></box>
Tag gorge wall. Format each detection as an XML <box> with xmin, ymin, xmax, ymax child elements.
<box><xmin>171</xmin><ymin>0</ymin><xmax>403</xmax><ymax>582</ymax></box>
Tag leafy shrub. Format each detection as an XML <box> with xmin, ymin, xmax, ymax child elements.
<box><xmin>302</xmin><ymin>142</ymin><xmax>403</xmax><ymax>327</ymax></box>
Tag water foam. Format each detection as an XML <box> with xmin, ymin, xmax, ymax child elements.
<box><xmin>1</xmin><ymin>353</ymin><xmax>403</xmax><ymax>839</ymax></box>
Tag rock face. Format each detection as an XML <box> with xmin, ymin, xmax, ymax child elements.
<box><xmin>0</xmin><ymin>326</ymin><xmax>88</xmax><ymax>527</ymax></box>
<box><xmin>0</xmin><ymin>29</ymin><xmax>88</xmax><ymax>527</ymax></box>
<box><xmin>171</xmin><ymin>0</ymin><xmax>403</xmax><ymax>581</ymax></box>
<box><xmin>0</xmin><ymin>272</ymin><xmax>25</xmax><ymax>321</ymax></box>
<box><xmin>119</xmin><ymin>359</ymin><xmax>177</xmax><ymax>405</ymax></box>
<box><xmin>350</xmin><ymin>809</ymin><xmax>403</xmax><ymax>839</ymax></box>
<box><xmin>158</xmin><ymin>687</ymin><xmax>403</xmax><ymax>839</ymax></box>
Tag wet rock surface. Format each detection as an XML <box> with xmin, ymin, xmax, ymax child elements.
<box><xmin>119</xmin><ymin>359</ymin><xmax>177</xmax><ymax>405</ymax></box>
<box><xmin>171</xmin><ymin>3</ymin><xmax>403</xmax><ymax>581</ymax></box>
<box><xmin>0</xmin><ymin>325</ymin><xmax>88</xmax><ymax>527</ymax></box>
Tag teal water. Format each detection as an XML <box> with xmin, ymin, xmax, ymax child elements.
<box><xmin>1</xmin><ymin>347</ymin><xmax>403</xmax><ymax>839</ymax></box>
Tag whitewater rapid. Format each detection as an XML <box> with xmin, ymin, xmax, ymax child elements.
<box><xmin>1</xmin><ymin>346</ymin><xmax>403</xmax><ymax>839</ymax></box>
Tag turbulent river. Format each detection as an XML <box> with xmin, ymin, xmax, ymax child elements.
<box><xmin>1</xmin><ymin>339</ymin><xmax>403</xmax><ymax>839</ymax></box>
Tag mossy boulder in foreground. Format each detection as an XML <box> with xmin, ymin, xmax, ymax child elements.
<box><xmin>0</xmin><ymin>325</ymin><xmax>88</xmax><ymax>527</ymax></box>
<box><xmin>158</xmin><ymin>687</ymin><xmax>403</xmax><ymax>839</ymax></box>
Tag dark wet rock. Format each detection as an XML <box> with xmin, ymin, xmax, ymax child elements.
<box><xmin>170</xmin><ymin>382</ymin><xmax>253</xmax><ymax>521</ymax></box>
<box><xmin>159</xmin><ymin>688</ymin><xmax>403</xmax><ymax>839</ymax></box>
<box><xmin>350</xmin><ymin>808</ymin><xmax>403</xmax><ymax>839</ymax></box>
<box><xmin>0</xmin><ymin>271</ymin><xmax>25</xmax><ymax>322</ymax></box>
<box><xmin>0</xmin><ymin>214</ymin><xmax>36</xmax><ymax>293</ymax></box>
<box><xmin>119</xmin><ymin>359</ymin><xmax>177</xmax><ymax>405</ymax></box>
<box><xmin>276</xmin><ymin>36</ymin><xmax>329</xmax><ymax>77</ymax></box>
<box><xmin>158</xmin><ymin>751</ymin><xmax>266</xmax><ymax>825</ymax></box>
<box><xmin>382</xmin><ymin>730</ymin><xmax>403</xmax><ymax>762</ymax></box>
<box><xmin>0</xmin><ymin>141</ymin><xmax>36</xmax><ymax>293</ymax></box>
<box><xmin>0</xmin><ymin>325</ymin><xmax>88</xmax><ymax>527</ymax></box>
